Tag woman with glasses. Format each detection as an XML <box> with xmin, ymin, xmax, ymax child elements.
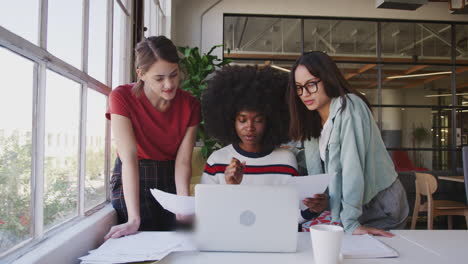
<box><xmin>288</xmin><ymin>51</ymin><xmax>408</xmax><ymax>236</ymax></box>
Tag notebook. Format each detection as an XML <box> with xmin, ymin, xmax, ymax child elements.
<box><xmin>341</xmin><ymin>234</ymin><xmax>399</xmax><ymax>259</ymax></box>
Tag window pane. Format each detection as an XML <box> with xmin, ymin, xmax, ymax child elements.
<box><xmin>0</xmin><ymin>0</ymin><xmax>39</xmax><ymax>44</ymax></box>
<box><xmin>144</xmin><ymin>0</ymin><xmax>158</xmax><ymax>37</ymax></box>
<box><xmin>304</xmin><ymin>19</ymin><xmax>376</xmax><ymax>57</ymax></box>
<box><xmin>381</xmin><ymin>65</ymin><xmax>453</xmax><ymax>106</ymax></box>
<box><xmin>337</xmin><ymin>63</ymin><xmax>378</xmax><ymax>105</ymax></box>
<box><xmin>456</xmin><ymin>66</ymin><xmax>468</xmax><ymax>106</ymax></box>
<box><xmin>88</xmin><ymin>0</ymin><xmax>108</xmax><ymax>84</ymax></box>
<box><xmin>455</xmin><ymin>24</ymin><xmax>468</xmax><ymax>63</ymax></box>
<box><xmin>0</xmin><ymin>48</ymin><xmax>34</xmax><ymax>253</ymax></box>
<box><xmin>47</xmin><ymin>0</ymin><xmax>83</xmax><ymax>69</ymax></box>
<box><xmin>456</xmin><ymin>107</ymin><xmax>468</xmax><ymax>150</ymax></box>
<box><xmin>381</xmin><ymin>22</ymin><xmax>451</xmax><ymax>63</ymax></box>
<box><xmin>85</xmin><ymin>90</ymin><xmax>107</xmax><ymax>210</ymax></box>
<box><xmin>380</xmin><ymin>106</ymin><xmax>450</xmax><ymax>150</ymax></box>
<box><xmin>224</xmin><ymin>16</ymin><xmax>301</xmax><ymax>54</ymax></box>
<box><xmin>112</xmin><ymin>3</ymin><xmax>125</xmax><ymax>88</ymax></box>
<box><xmin>44</xmin><ymin>70</ymin><xmax>80</xmax><ymax>230</ymax></box>
<box><xmin>380</xmin><ymin>106</ymin><xmax>462</xmax><ymax>172</ymax></box>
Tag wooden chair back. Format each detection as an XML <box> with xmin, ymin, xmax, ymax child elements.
<box><xmin>414</xmin><ymin>172</ymin><xmax>437</xmax><ymax>197</ymax></box>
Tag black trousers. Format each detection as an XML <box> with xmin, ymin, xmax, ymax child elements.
<box><xmin>110</xmin><ymin>157</ymin><xmax>176</xmax><ymax>231</ymax></box>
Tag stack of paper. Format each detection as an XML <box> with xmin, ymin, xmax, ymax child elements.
<box><xmin>341</xmin><ymin>234</ymin><xmax>399</xmax><ymax>259</ymax></box>
<box><xmin>79</xmin><ymin>232</ymin><xmax>196</xmax><ymax>264</ymax></box>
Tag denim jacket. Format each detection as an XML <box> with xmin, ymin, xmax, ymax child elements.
<box><xmin>303</xmin><ymin>94</ymin><xmax>397</xmax><ymax>233</ymax></box>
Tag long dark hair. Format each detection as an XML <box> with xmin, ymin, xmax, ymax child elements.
<box><xmin>133</xmin><ymin>36</ymin><xmax>180</xmax><ymax>97</ymax></box>
<box><xmin>288</xmin><ymin>51</ymin><xmax>371</xmax><ymax>141</ymax></box>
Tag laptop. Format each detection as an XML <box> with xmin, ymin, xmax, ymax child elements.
<box><xmin>194</xmin><ymin>184</ymin><xmax>298</xmax><ymax>252</ymax></box>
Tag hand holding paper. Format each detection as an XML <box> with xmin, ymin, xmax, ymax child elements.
<box><xmin>288</xmin><ymin>173</ymin><xmax>333</xmax><ymax>210</ymax></box>
<box><xmin>150</xmin><ymin>188</ymin><xmax>195</xmax><ymax>215</ymax></box>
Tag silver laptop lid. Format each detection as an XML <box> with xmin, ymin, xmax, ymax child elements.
<box><xmin>195</xmin><ymin>184</ymin><xmax>298</xmax><ymax>253</ymax></box>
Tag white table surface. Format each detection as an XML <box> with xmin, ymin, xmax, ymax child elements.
<box><xmin>159</xmin><ymin>230</ymin><xmax>468</xmax><ymax>264</ymax></box>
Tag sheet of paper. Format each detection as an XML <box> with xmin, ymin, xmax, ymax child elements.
<box><xmin>151</xmin><ymin>173</ymin><xmax>332</xmax><ymax>214</ymax></box>
<box><xmin>341</xmin><ymin>234</ymin><xmax>399</xmax><ymax>259</ymax></box>
<box><xmin>80</xmin><ymin>232</ymin><xmax>196</xmax><ymax>264</ymax></box>
<box><xmin>287</xmin><ymin>173</ymin><xmax>333</xmax><ymax>210</ymax></box>
<box><xmin>241</xmin><ymin>174</ymin><xmax>291</xmax><ymax>185</ymax></box>
<box><xmin>150</xmin><ymin>188</ymin><xmax>195</xmax><ymax>215</ymax></box>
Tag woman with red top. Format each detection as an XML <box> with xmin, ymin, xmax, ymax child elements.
<box><xmin>104</xmin><ymin>36</ymin><xmax>201</xmax><ymax>239</ymax></box>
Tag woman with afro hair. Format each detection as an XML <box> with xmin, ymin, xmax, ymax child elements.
<box><xmin>200</xmin><ymin>65</ymin><xmax>327</xmax><ymax>222</ymax></box>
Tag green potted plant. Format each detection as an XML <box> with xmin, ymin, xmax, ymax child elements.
<box><xmin>178</xmin><ymin>45</ymin><xmax>231</xmax><ymax>159</ymax></box>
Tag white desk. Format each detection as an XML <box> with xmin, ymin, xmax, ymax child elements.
<box><xmin>159</xmin><ymin>230</ymin><xmax>468</xmax><ymax>264</ymax></box>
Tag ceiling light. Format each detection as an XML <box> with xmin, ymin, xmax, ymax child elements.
<box><xmin>271</xmin><ymin>65</ymin><xmax>290</xmax><ymax>73</ymax></box>
<box><xmin>387</xmin><ymin>71</ymin><xmax>452</xmax><ymax>79</ymax></box>
<box><xmin>425</xmin><ymin>92</ymin><xmax>468</xmax><ymax>98</ymax></box>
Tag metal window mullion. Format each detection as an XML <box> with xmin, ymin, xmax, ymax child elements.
<box><xmin>32</xmin><ymin>63</ymin><xmax>47</xmax><ymax>240</ymax></box>
<box><xmin>300</xmin><ymin>18</ymin><xmax>304</xmax><ymax>54</ymax></box>
<box><xmin>451</xmin><ymin>24</ymin><xmax>457</xmax><ymax>174</ymax></box>
<box><xmin>78</xmin><ymin>0</ymin><xmax>90</xmax><ymax>216</ymax></box>
<box><xmin>377</xmin><ymin>22</ymin><xmax>383</xmax><ymax>131</ymax></box>
<box><xmin>105</xmin><ymin>0</ymin><xmax>114</xmax><ymax>202</ymax></box>
<box><xmin>124</xmin><ymin>0</ymin><xmax>133</xmax><ymax>84</ymax></box>
<box><xmin>31</xmin><ymin>0</ymin><xmax>48</xmax><ymax>241</ymax></box>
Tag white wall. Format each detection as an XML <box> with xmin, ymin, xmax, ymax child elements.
<box><xmin>172</xmin><ymin>0</ymin><xmax>468</xmax><ymax>55</ymax></box>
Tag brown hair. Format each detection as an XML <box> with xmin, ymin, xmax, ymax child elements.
<box><xmin>133</xmin><ymin>36</ymin><xmax>180</xmax><ymax>97</ymax></box>
<box><xmin>288</xmin><ymin>51</ymin><xmax>371</xmax><ymax>141</ymax></box>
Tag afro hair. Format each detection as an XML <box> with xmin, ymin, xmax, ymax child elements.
<box><xmin>202</xmin><ymin>65</ymin><xmax>290</xmax><ymax>151</ymax></box>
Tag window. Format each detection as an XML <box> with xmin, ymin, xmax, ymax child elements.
<box><xmin>85</xmin><ymin>90</ymin><xmax>107</xmax><ymax>210</ymax></box>
<box><xmin>0</xmin><ymin>48</ymin><xmax>34</xmax><ymax>254</ymax></box>
<box><xmin>44</xmin><ymin>70</ymin><xmax>80</xmax><ymax>230</ymax></box>
<box><xmin>112</xmin><ymin>1</ymin><xmax>127</xmax><ymax>88</ymax></box>
<box><xmin>224</xmin><ymin>14</ymin><xmax>468</xmax><ymax>173</ymax></box>
<box><xmin>0</xmin><ymin>0</ymin><xmax>39</xmax><ymax>44</ymax></box>
<box><xmin>88</xmin><ymin>0</ymin><xmax>108</xmax><ymax>84</ymax></box>
<box><xmin>144</xmin><ymin>0</ymin><xmax>168</xmax><ymax>38</ymax></box>
<box><xmin>0</xmin><ymin>0</ymin><xmax>132</xmax><ymax>258</ymax></box>
<box><xmin>47</xmin><ymin>0</ymin><xmax>83</xmax><ymax>69</ymax></box>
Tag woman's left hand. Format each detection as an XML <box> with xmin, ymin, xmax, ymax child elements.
<box><xmin>352</xmin><ymin>225</ymin><xmax>394</xmax><ymax>237</ymax></box>
<box><xmin>303</xmin><ymin>193</ymin><xmax>328</xmax><ymax>213</ymax></box>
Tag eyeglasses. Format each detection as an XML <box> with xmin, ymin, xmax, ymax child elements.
<box><xmin>296</xmin><ymin>80</ymin><xmax>321</xmax><ymax>96</ymax></box>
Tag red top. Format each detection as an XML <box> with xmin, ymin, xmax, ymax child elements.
<box><xmin>106</xmin><ymin>84</ymin><xmax>201</xmax><ymax>161</ymax></box>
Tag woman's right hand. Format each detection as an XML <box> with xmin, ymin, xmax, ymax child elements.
<box><xmin>352</xmin><ymin>225</ymin><xmax>394</xmax><ymax>237</ymax></box>
<box><xmin>104</xmin><ymin>219</ymin><xmax>140</xmax><ymax>240</ymax></box>
<box><xmin>224</xmin><ymin>157</ymin><xmax>246</xmax><ymax>184</ymax></box>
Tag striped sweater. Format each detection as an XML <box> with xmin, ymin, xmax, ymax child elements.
<box><xmin>201</xmin><ymin>144</ymin><xmax>299</xmax><ymax>185</ymax></box>
<box><xmin>201</xmin><ymin>144</ymin><xmax>319</xmax><ymax>222</ymax></box>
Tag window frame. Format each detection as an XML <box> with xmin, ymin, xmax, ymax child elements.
<box><xmin>223</xmin><ymin>14</ymin><xmax>468</xmax><ymax>174</ymax></box>
<box><xmin>0</xmin><ymin>0</ymin><xmax>132</xmax><ymax>258</ymax></box>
